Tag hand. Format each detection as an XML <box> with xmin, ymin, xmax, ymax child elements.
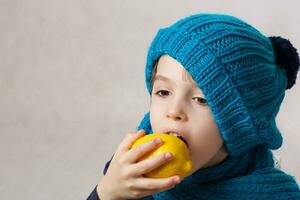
<box><xmin>97</xmin><ymin>129</ymin><xmax>180</xmax><ymax>200</ymax></box>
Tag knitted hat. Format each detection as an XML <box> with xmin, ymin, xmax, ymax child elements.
<box><xmin>138</xmin><ymin>14</ymin><xmax>300</xmax><ymax>156</ymax></box>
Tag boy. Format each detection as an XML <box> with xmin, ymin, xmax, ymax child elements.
<box><xmin>88</xmin><ymin>14</ymin><xmax>300</xmax><ymax>199</ymax></box>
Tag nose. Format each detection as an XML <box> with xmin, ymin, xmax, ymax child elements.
<box><xmin>166</xmin><ymin>98</ymin><xmax>188</xmax><ymax>122</ymax></box>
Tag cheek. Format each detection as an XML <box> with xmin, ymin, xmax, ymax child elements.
<box><xmin>190</xmin><ymin>109</ymin><xmax>221</xmax><ymax>143</ymax></box>
<box><xmin>150</xmin><ymin>95</ymin><xmax>167</xmax><ymax>115</ymax></box>
<box><xmin>189</xmin><ymin>118</ymin><xmax>223</xmax><ymax>165</ymax></box>
<box><xmin>191</xmin><ymin>124</ymin><xmax>222</xmax><ymax>153</ymax></box>
<box><xmin>149</xmin><ymin>101</ymin><xmax>162</xmax><ymax>132</ymax></box>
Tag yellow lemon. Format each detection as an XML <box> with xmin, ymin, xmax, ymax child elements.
<box><xmin>131</xmin><ymin>133</ymin><xmax>193</xmax><ymax>180</ymax></box>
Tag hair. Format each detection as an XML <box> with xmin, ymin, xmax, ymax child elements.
<box><xmin>150</xmin><ymin>62</ymin><xmax>158</xmax><ymax>92</ymax></box>
<box><xmin>150</xmin><ymin>56</ymin><xmax>196</xmax><ymax>93</ymax></box>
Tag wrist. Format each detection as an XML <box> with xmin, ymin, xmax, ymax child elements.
<box><xmin>97</xmin><ymin>182</ymin><xmax>108</xmax><ymax>200</ymax></box>
<box><xmin>97</xmin><ymin>180</ymin><xmax>117</xmax><ymax>200</ymax></box>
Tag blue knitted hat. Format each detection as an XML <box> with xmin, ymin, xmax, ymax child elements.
<box><xmin>139</xmin><ymin>14</ymin><xmax>300</xmax><ymax>156</ymax></box>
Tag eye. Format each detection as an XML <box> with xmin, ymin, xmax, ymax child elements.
<box><xmin>193</xmin><ymin>97</ymin><xmax>207</xmax><ymax>105</ymax></box>
<box><xmin>155</xmin><ymin>90</ymin><xmax>170</xmax><ymax>97</ymax></box>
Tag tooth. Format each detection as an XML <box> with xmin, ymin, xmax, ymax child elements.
<box><xmin>169</xmin><ymin>132</ymin><xmax>179</xmax><ymax>137</ymax></box>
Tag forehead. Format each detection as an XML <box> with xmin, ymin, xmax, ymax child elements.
<box><xmin>155</xmin><ymin>55</ymin><xmax>196</xmax><ymax>84</ymax></box>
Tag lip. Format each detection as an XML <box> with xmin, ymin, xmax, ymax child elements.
<box><xmin>164</xmin><ymin>130</ymin><xmax>189</xmax><ymax>147</ymax></box>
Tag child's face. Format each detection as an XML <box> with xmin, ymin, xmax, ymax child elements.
<box><xmin>150</xmin><ymin>55</ymin><xmax>228</xmax><ymax>175</ymax></box>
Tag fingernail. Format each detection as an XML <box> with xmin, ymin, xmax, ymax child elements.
<box><xmin>165</xmin><ymin>152</ymin><xmax>172</xmax><ymax>160</ymax></box>
<box><xmin>173</xmin><ymin>176</ymin><xmax>180</xmax><ymax>184</ymax></box>
<box><xmin>154</xmin><ymin>138</ymin><xmax>162</xmax><ymax>145</ymax></box>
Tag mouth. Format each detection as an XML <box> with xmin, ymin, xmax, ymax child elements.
<box><xmin>166</xmin><ymin>132</ymin><xmax>189</xmax><ymax>147</ymax></box>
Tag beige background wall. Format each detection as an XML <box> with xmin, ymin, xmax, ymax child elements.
<box><xmin>0</xmin><ymin>0</ymin><xmax>299</xmax><ymax>199</ymax></box>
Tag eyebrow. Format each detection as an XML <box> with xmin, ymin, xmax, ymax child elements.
<box><xmin>153</xmin><ymin>75</ymin><xmax>172</xmax><ymax>83</ymax></box>
<box><xmin>153</xmin><ymin>74</ymin><xmax>201</xmax><ymax>91</ymax></box>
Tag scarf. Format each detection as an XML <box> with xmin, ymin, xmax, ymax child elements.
<box><xmin>137</xmin><ymin>113</ymin><xmax>300</xmax><ymax>200</ymax></box>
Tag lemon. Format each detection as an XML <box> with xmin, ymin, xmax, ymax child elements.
<box><xmin>131</xmin><ymin>133</ymin><xmax>193</xmax><ymax>180</ymax></box>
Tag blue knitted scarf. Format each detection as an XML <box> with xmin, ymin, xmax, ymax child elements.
<box><xmin>137</xmin><ymin>113</ymin><xmax>300</xmax><ymax>200</ymax></box>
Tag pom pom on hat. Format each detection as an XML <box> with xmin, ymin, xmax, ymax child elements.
<box><xmin>269</xmin><ymin>36</ymin><xmax>300</xmax><ymax>89</ymax></box>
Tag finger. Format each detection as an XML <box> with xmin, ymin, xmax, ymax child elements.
<box><xmin>131</xmin><ymin>152</ymin><xmax>173</xmax><ymax>176</ymax></box>
<box><xmin>116</xmin><ymin>130</ymin><xmax>145</xmax><ymax>153</ymax></box>
<box><xmin>125</xmin><ymin>137</ymin><xmax>163</xmax><ymax>163</ymax></box>
<box><xmin>128</xmin><ymin>185</ymin><xmax>175</xmax><ymax>199</ymax></box>
<box><xmin>135</xmin><ymin>185</ymin><xmax>175</xmax><ymax>197</ymax></box>
<box><xmin>132</xmin><ymin>176</ymin><xmax>181</xmax><ymax>191</ymax></box>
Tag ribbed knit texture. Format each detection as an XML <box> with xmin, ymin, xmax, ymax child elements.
<box><xmin>145</xmin><ymin>14</ymin><xmax>286</xmax><ymax>156</ymax></box>
<box><xmin>137</xmin><ymin>14</ymin><xmax>300</xmax><ymax>199</ymax></box>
